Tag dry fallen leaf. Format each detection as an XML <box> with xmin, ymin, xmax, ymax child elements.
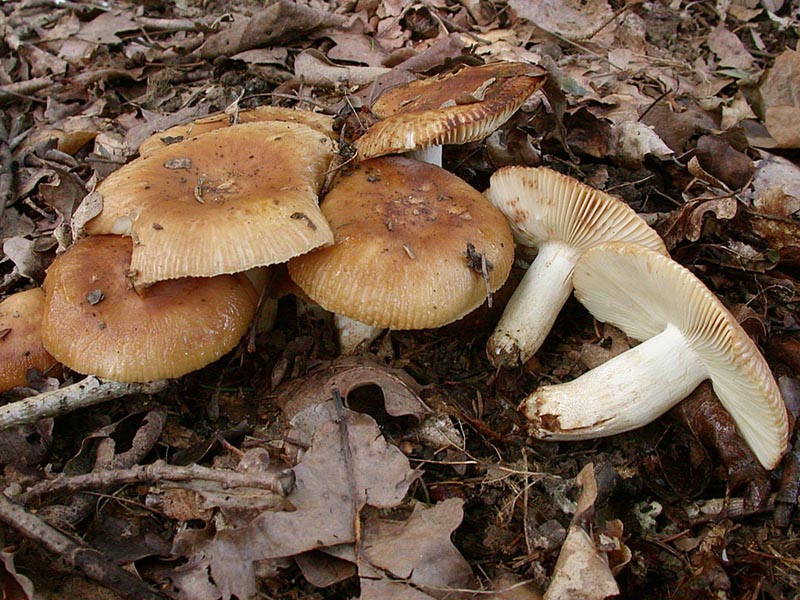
<box><xmin>278</xmin><ymin>355</ymin><xmax>429</xmax><ymax>422</ymax></box>
<box><xmin>172</xmin><ymin>406</ymin><xmax>418</xmax><ymax>600</ymax></box>
<box><xmin>758</xmin><ymin>48</ymin><xmax>800</xmax><ymax>148</ymax></box>
<box><xmin>509</xmin><ymin>0</ymin><xmax>616</xmax><ymax>43</ymax></box>
<box><xmin>197</xmin><ymin>1</ymin><xmax>346</xmax><ymax>59</ymax></box>
<box><xmin>359</xmin><ymin>498</ymin><xmax>477</xmax><ymax>598</ymax></box>
<box><xmin>544</xmin><ymin>464</ymin><xmax>621</xmax><ymax>600</ymax></box>
<box><xmin>707</xmin><ymin>25</ymin><xmax>756</xmax><ymax>71</ymax></box>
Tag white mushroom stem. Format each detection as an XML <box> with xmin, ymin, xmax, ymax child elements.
<box><xmin>487</xmin><ymin>241</ymin><xmax>582</xmax><ymax>367</ymax></box>
<box><xmin>335</xmin><ymin>314</ymin><xmax>383</xmax><ymax>355</ymax></box>
<box><xmin>407</xmin><ymin>145</ymin><xmax>443</xmax><ymax>167</ymax></box>
<box><xmin>521</xmin><ymin>324</ymin><xmax>708</xmax><ymax>438</ymax></box>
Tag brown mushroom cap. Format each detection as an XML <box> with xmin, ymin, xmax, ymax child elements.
<box><xmin>137</xmin><ymin>106</ymin><xmax>336</xmax><ymax>157</ymax></box>
<box><xmin>355</xmin><ymin>62</ymin><xmax>546</xmax><ymax>160</ymax></box>
<box><xmin>0</xmin><ymin>288</ymin><xmax>59</xmax><ymax>392</ymax></box>
<box><xmin>42</xmin><ymin>235</ymin><xmax>259</xmax><ymax>382</ymax></box>
<box><xmin>287</xmin><ymin>156</ymin><xmax>515</xmax><ymax>329</ymax></box>
<box><xmin>86</xmin><ymin>121</ymin><xmax>335</xmax><ymax>286</ymax></box>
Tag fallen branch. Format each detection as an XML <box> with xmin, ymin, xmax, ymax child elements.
<box><xmin>15</xmin><ymin>459</ymin><xmax>296</xmax><ymax>504</ymax></box>
<box><xmin>0</xmin><ymin>493</ymin><xmax>171</xmax><ymax>600</ymax></box>
<box><xmin>0</xmin><ymin>377</ymin><xmax>168</xmax><ymax>430</ymax></box>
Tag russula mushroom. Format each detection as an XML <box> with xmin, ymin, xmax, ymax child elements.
<box><xmin>137</xmin><ymin>106</ymin><xmax>336</xmax><ymax>157</ymax></box>
<box><xmin>0</xmin><ymin>288</ymin><xmax>59</xmax><ymax>392</ymax></box>
<box><xmin>355</xmin><ymin>62</ymin><xmax>546</xmax><ymax>165</ymax></box>
<box><xmin>485</xmin><ymin>166</ymin><xmax>667</xmax><ymax>368</ymax></box>
<box><xmin>86</xmin><ymin>121</ymin><xmax>335</xmax><ymax>287</ymax></box>
<box><xmin>288</xmin><ymin>156</ymin><xmax>514</xmax><ymax>350</ymax></box>
<box><xmin>41</xmin><ymin>235</ymin><xmax>259</xmax><ymax>382</ymax></box>
<box><xmin>522</xmin><ymin>242</ymin><xmax>789</xmax><ymax>470</ymax></box>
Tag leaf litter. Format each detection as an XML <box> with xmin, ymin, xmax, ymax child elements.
<box><xmin>0</xmin><ymin>0</ymin><xmax>799</xmax><ymax>598</ymax></box>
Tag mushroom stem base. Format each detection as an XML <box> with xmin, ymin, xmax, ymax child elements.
<box><xmin>487</xmin><ymin>242</ymin><xmax>580</xmax><ymax>367</ymax></box>
<box><xmin>522</xmin><ymin>325</ymin><xmax>708</xmax><ymax>438</ymax></box>
<box><xmin>335</xmin><ymin>314</ymin><xmax>383</xmax><ymax>354</ymax></box>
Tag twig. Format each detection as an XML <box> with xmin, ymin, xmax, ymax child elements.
<box><xmin>0</xmin><ymin>377</ymin><xmax>169</xmax><ymax>430</ymax></box>
<box><xmin>136</xmin><ymin>16</ymin><xmax>202</xmax><ymax>32</ymax></box>
<box><xmin>14</xmin><ymin>459</ymin><xmax>296</xmax><ymax>505</ymax></box>
<box><xmin>0</xmin><ymin>493</ymin><xmax>170</xmax><ymax>600</ymax></box>
<box><xmin>37</xmin><ymin>408</ymin><xmax>167</xmax><ymax>529</ymax></box>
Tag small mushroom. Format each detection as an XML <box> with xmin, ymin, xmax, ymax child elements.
<box><xmin>86</xmin><ymin>121</ymin><xmax>335</xmax><ymax>287</ymax></box>
<box><xmin>41</xmin><ymin>235</ymin><xmax>259</xmax><ymax>382</ymax></box>
<box><xmin>137</xmin><ymin>106</ymin><xmax>336</xmax><ymax>157</ymax></box>
<box><xmin>355</xmin><ymin>62</ymin><xmax>546</xmax><ymax>165</ymax></box>
<box><xmin>0</xmin><ymin>288</ymin><xmax>59</xmax><ymax>392</ymax></box>
<box><xmin>288</xmin><ymin>156</ymin><xmax>514</xmax><ymax>351</ymax></box>
<box><xmin>522</xmin><ymin>242</ymin><xmax>789</xmax><ymax>470</ymax></box>
<box><xmin>485</xmin><ymin>166</ymin><xmax>667</xmax><ymax>367</ymax></box>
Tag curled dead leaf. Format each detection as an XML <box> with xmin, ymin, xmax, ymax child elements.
<box><xmin>278</xmin><ymin>355</ymin><xmax>429</xmax><ymax>421</ymax></box>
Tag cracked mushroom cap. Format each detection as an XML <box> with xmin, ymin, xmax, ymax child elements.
<box><xmin>355</xmin><ymin>62</ymin><xmax>546</xmax><ymax>160</ymax></box>
<box><xmin>487</xmin><ymin>166</ymin><xmax>667</xmax><ymax>253</ymax></box>
<box><xmin>573</xmin><ymin>242</ymin><xmax>789</xmax><ymax>470</ymax></box>
<box><xmin>41</xmin><ymin>235</ymin><xmax>259</xmax><ymax>382</ymax></box>
<box><xmin>137</xmin><ymin>106</ymin><xmax>336</xmax><ymax>157</ymax></box>
<box><xmin>86</xmin><ymin>121</ymin><xmax>335</xmax><ymax>287</ymax></box>
<box><xmin>0</xmin><ymin>288</ymin><xmax>59</xmax><ymax>391</ymax></box>
<box><xmin>287</xmin><ymin>156</ymin><xmax>514</xmax><ymax>329</ymax></box>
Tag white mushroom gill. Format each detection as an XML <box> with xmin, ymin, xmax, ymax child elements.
<box><xmin>485</xmin><ymin>166</ymin><xmax>666</xmax><ymax>368</ymax></box>
<box><xmin>521</xmin><ymin>242</ymin><xmax>789</xmax><ymax>470</ymax></box>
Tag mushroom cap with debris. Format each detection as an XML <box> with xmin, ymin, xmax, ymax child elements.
<box><xmin>355</xmin><ymin>62</ymin><xmax>546</xmax><ymax>160</ymax></box>
<box><xmin>288</xmin><ymin>156</ymin><xmax>515</xmax><ymax>329</ymax></box>
<box><xmin>0</xmin><ymin>288</ymin><xmax>59</xmax><ymax>392</ymax></box>
<box><xmin>137</xmin><ymin>106</ymin><xmax>336</xmax><ymax>157</ymax></box>
<box><xmin>41</xmin><ymin>235</ymin><xmax>259</xmax><ymax>383</ymax></box>
<box><xmin>86</xmin><ymin>121</ymin><xmax>335</xmax><ymax>287</ymax></box>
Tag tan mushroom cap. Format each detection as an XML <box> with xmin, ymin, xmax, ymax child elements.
<box><xmin>573</xmin><ymin>242</ymin><xmax>789</xmax><ymax>470</ymax></box>
<box><xmin>138</xmin><ymin>106</ymin><xmax>336</xmax><ymax>157</ymax></box>
<box><xmin>355</xmin><ymin>62</ymin><xmax>546</xmax><ymax>160</ymax></box>
<box><xmin>86</xmin><ymin>121</ymin><xmax>335</xmax><ymax>286</ymax></box>
<box><xmin>42</xmin><ymin>235</ymin><xmax>259</xmax><ymax>383</ymax></box>
<box><xmin>288</xmin><ymin>156</ymin><xmax>514</xmax><ymax>329</ymax></box>
<box><xmin>487</xmin><ymin>166</ymin><xmax>667</xmax><ymax>252</ymax></box>
<box><xmin>0</xmin><ymin>288</ymin><xmax>59</xmax><ymax>391</ymax></box>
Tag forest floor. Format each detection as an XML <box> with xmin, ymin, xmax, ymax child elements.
<box><xmin>1</xmin><ymin>0</ymin><xmax>799</xmax><ymax>599</ymax></box>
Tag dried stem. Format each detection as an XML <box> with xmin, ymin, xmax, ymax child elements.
<box><xmin>0</xmin><ymin>377</ymin><xmax>169</xmax><ymax>430</ymax></box>
<box><xmin>0</xmin><ymin>493</ymin><xmax>171</xmax><ymax>600</ymax></box>
<box><xmin>14</xmin><ymin>459</ymin><xmax>296</xmax><ymax>505</ymax></box>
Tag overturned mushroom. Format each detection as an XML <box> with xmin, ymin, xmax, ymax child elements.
<box><xmin>485</xmin><ymin>166</ymin><xmax>667</xmax><ymax>367</ymax></box>
<box><xmin>42</xmin><ymin>235</ymin><xmax>258</xmax><ymax>382</ymax></box>
<box><xmin>522</xmin><ymin>242</ymin><xmax>789</xmax><ymax>470</ymax></box>
<box><xmin>86</xmin><ymin>121</ymin><xmax>335</xmax><ymax>286</ymax></box>
<box><xmin>288</xmin><ymin>156</ymin><xmax>514</xmax><ymax>350</ymax></box>
<box><xmin>355</xmin><ymin>62</ymin><xmax>546</xmax><ymax>165</ymax></box>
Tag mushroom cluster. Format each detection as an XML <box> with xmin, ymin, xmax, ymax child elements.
<box><xmin>32</xmin><ymin>108</ymin><xmax>338</xmax><ymax>383</ymax></box>
<box><xmin>4</xmin><ymin>60</ymin><xmax>786</xmax><ymax>471</ymax></box>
